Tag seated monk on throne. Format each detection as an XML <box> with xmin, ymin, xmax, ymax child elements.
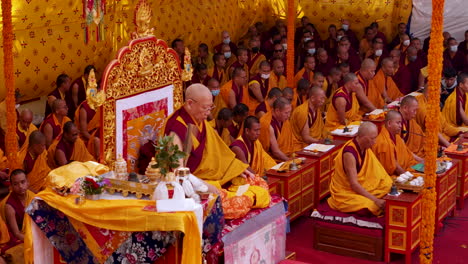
<box><xmin>163</xmin><ymin>84</ymin><xmax>271</xmax><ymax>219</ymax></box>
<box><xmin>372</xmin><ymin>111</ymin><xmax>417</xmax><ymax>176</ymax></box>
<box><xmin>328</xmin><ymin>122</ymin><xmax>392</xmax><ymax>216</ymax></box>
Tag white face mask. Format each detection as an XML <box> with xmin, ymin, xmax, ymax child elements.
<box><xmin>304</xmin><ymin>37</ymin><xmax>311</xmax><ymax>42</ymax></box>
<box><xmin>223</xmin><ymin>38</ymin><xmax>231</xmax><ymax>44</ymax></box>
<box><xmin>224</xmin><ymin>52</ymin><xmax>232</xmax><ymax>59</ymax></box>
<box><xmin>403</xmin><ymin>39</ymin><xmax>410</xmax><ymax>46</ymax></box>
<box><xmin>337</xmin><ymin>35</ymin><xmax>343</xmax><ymax>41</ymax></box>
<box><xmin>308</xmin><ymin>48</ymin><xmax>316</xmax><ymax>55</ymax></box>
<box><xmin>375</xmin><ymin>49</ymin><xmax>383</xmax><ymax>57</ymax></box>
<box><xmin>261</xmin><ymin>73</ymin><xmax>270</xmax><ymax>79</ymax></box>
<box><xmin>450</xmin><ymin>45</ymin><xmax>458</xmax><ymax>52</ymax></box>
<box><xmin>342</xmin><ymin>24</ymin><xmax>349</xmax><ymax>31</ymax></box>
<box><xmin>282</xmin><ymin>43</ymin><xmax>288</xmax><ymax>50</ymax></box>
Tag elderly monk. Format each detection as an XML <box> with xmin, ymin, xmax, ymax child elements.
<box><xmin>291</xmin><ymin>87</ymin><xmax>327</xmax><ymax>147</ymax></box>
<box><xmin>269</xmin><ymin>59</ymin><xmax>287</xmax><ymax>89</ymax></box>
<box><xmin>229</xmin><ymin>48</ymin><xmax>250</xmax><ymax>80</ymax></box>
<box><xmin>230</xmin><ymin>116</ymin><xmax>276</xmax><ymax>174</ymax></box>
<box><xmin>399</xmin><ymin>96</ymin><xmax>424</xmax><ymax>162</ymax></box>
<box><xmin>45</xmin><ymin>74</ymin><xmax>73</xmax><ymax>119</ymax></box>
<box><xmin>214</xmin><ymin>30</ymin><xmax>238</xmax><ymax>54</ymax></box>
<box><xmin>213</xmin><ymin>108</ymin><xmax>234</xmax><ymax>146</ymax></box>
<box><xmin>248</xmin><ymin>61</ymin><xmax>272</xmax><ymax>111</ymax></box>
<box><xmin>372</xmin><ymin>111</ymin><xmax>417</xmax><ymax>175</ymax></box>
<box><xmin>259</xmin><ymin>97</ymin><xmax>300</xmax><ymax>161</ymax></box>
<box><xmin>390</xmin><ymin>49</ymin><xmax>412</xmax><ymax>95</ymax></box>
<box><xmin>75</xmin><ymin>99</ymin><xmax>101</xmax><ymax>160</ymax></box>
<box><xmin>255</xmin><ymin>87</ymin><xmax>283</xmax><ymax>118</ymax></box>
<box><xmin>356</xmin><ymin>59</ymin><xmax>381</xmax><ymax>110</ymax></box>
<box><xmin>442</xmin><ymin>73</ymin><xmax>468</xmax><ymax>128</ymax></box>
<box><xmin>15</xmin><ymin>131</ymin><xmax>50</xmax><ymax>193</ymax></box>
<box><xmin>47</xmin><ymin>121</ymin><xmax>95</xmax><ymax>169</ymax></box>
<box><xmin>208</xmin><ymin>53</ymin><xmax>228</xmax><ymax>87</ymax></box>
<box><xmin>294</xmin><ymin>55</ymin><xmax>316</xmax><ymax>88</ymax></box>
<box><xmin>40</xmin><ymin>99</ymin><xmax>71</xmax><ymax>148</ymax></box>
<box><xmin>16</xmin><ymin>109</ymin><xmax>37</xmax><ymax>150</ymax></box>
<box><xmin>375</xmin><ymin>58</ymin><xmax>404</xmax><ymax>103</ymax></box>
<box><xmin>325</xmin><ymin>73</ymin><xmax>364</xmax><ymax>131</ymax></box>
<box><xmin>328</xmin><ymin>122</ymin><xmax>392</xmax><ymax>216</ymax></box>
<box><xmin>163</xmin><ymin>84</ymin><xmax>271</xmax><ymax>217</ymax></box>
<box><xmin>220</xmin><ymin>67</ymin><xmax>250</xmax><ymax>109</ymax></box>
<box><xmin>207</xmin><ymin>78</ymin><xmax>226</xmax><ymax>121</ymax></box>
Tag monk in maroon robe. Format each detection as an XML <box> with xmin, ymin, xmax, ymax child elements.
<box><xmin>443</xmin><ymin>38</ymin><xmax>465</xmax><ymax>72</ymax></box>
<box><xmin>69</xmin><ymin>65</ymin><xmax>96</xmax><ymax>117</ymax></box>
<box><xmin>316</xmin><ymin>48</ymin><xmax>335</xmax><ymax>76</ymax></box>
<box><xmin>191</xmin><ymin>63</ymin><xmax>211</xmax><ymax>86</ymax></box>
<box><xmin>214</xmin><ymin>31</ymin><xmax>237</xmax><ymax>54</ymax></box>
<box><xmin>45</xmin><ymin>74</ymin><xmax>72</xmax><ymax>119</ymax></box>
<box><xmin>40</xmin><ymin>99</ymin><xmax>71</xmax><ymax>148</ymax></box>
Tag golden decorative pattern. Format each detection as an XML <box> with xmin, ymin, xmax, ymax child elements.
<box><xmin>101</xmin><ymin>36</ymin><xmax>183</xmax><ymax>167</ymax></box>
<box><xmin>106</xmin><ymin>178</ymin><xmax>156</xmax><ymax>199</ymax></box>
<box><xmin>389</xmin><ymin>205</ymin><xmax>407</xmax><ymax>227</ymax></box>
<box><xmin>132</xmin><ymin>0</ymin><xmax>154</xmax><ymax>39</ymax></box>
<box><xmin>389</xmin><ymin>230</ymin><xmax>406</xmax><ymax>250</ymax></box>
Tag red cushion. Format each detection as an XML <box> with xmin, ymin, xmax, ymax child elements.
<box><xmin>313</xmin><ymin>219</ymin><xmax>383</xmax><ymax>238</ymax></box>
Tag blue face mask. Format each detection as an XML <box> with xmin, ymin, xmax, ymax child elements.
<box><xmin>211</xmin><ymin>90</ymin><xmax>220</xmax><ymax>96</ymax></box>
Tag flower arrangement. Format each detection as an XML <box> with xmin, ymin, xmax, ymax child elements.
<box><xmin>153</xmin><ymin>135</ymin><xmax>186</xmax><ymax>178</ymax></box>
<box><xmin>70</xmin><ymin>176</ymin><xmax>111</xmax><ymax>195</ymax></box>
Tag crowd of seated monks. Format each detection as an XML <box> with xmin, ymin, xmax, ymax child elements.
<box><xmin>1</xmin><ymin>17</ymin><xmax>468</xmax><ymax>262</ymax></box>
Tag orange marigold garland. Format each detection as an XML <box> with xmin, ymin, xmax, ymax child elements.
<box><xmin>1</xmin><ymin>0</ymin><xmax>18</xmax><ymax>168</ymax></box>
<box><xmin>286</xmin><ymin>0</ymin><xmax>295</xmax><ymax>87</ymax></box>
<box><xmin>420</xmin><ymin>0</ymin><xmax>445</xmax><ymax>263</ymax></box>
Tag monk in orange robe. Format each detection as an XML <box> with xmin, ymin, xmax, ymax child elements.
<box><xmin>163</xmin><ymin>84</ymin><xmax>269</xmax><ymax>219</ymax></box>
<box><xmin>294</xmin><ymin>55</ymin><xmax>315</xmax><ymax>90</ymax></box>
<box><xmin>16</xmin><ymin>109</ymin><xmax>37</xmax><ymax>150</ymax></box>
<box><xmin>356</xmin><ymin>59</ymin><xmax>381</xmax><ymax>110</ymax></box>
<box><xmin>15</xmin><ymin>131</ymin><xmax>51</xmax><ymax>193</ymax></box>
<box><xmin>372</xmin><ymin>111</ymin><xmax>417</xmax><ymax>176</ymax></box>
<box><xmin>247</xmin><ymin>37</ymin><xmax>267</xmax><ymax>77</ymax></box>
<box><xmin>228</xmin><ymin>104</ymin><xmax>250</xmax><ymax>140</ymax></box>
<box><xmin>399</xmin><ymin>96</ymin><xmax>425</xmax><ymax>162</ymax></box>
<box><xmin>259</xmin><ymin>97</ymin><xmax>301</xmax><ymax>161</ymax></box>
<box><xmin>290</xmin><ymin>87</ymin><xmax>327</xmax><ymax>148</ymax></box>
<box><xmin>442</xmin><ymin>73</ymin><xmax>468</xmax><ymax>128</ymax></box>
<box><xmin>212</xmin><ymin>108</ymin><xmax>234</xmax><ymax>146</ymax></box>
<box><xmin>40</xmin><ymin>99</ymin><xmax>71</xmax><ymax>148</ymax></box>
<box><xmin>44</xmin><ymin>74</ymin><xmax>73</xmax><ymax>119</ymax></box>
<box><xmin>208</xmin><ymin>53</ymin><xmax>228</xmax><ymax>87</ymax></box>
<box><xmin>221</xmin><ymin>44</ymin><xmax>237</xmax><ymax>72</ymax></box>
<box><xmin>374</xmin><ymin>58</ymin><xmax>403</xmax><ymax>103</ymax></box>
<box><xmin>47</xmin><ymin>121</ymin><xmax>95</xmax><ymax>169</ymax></box>
<box><xmin>228</xmin><ymin>48</ymin><xmax>250</xmax><ymax>80</ymax></box>
<box><xmin>207</xmin><ymin>78</ymin><xmax>227</xmax><ymax>121</ymax></box>
<box><xmin>75</xmin><ymin>100</ymin><xmax>101</xmax><ymax>160</ymax></box>
<box><xmin>269</xmin><ymin>59</ymin><xmax>287</xmax><ymax>89</ymax></box>
<box><xmin>325</xmin><ymin>73</ymin><xmax>364</xmax><ymax>131</ymax></box>
<box><xmin>248</xmin><ymin>61</ymin><xmax>271</xmax><ymax>112</ymax></box>
<box><xmin>328</xmin><ymin>122</ymin><xmax>392</xmax><ymax>216</ymax></box>
<box><xmin>230</xmin><ymin>116</ymin><xmax>276</xmax><ymax>175</ymax></box>
<box><xmin>220</xmin><ymin>67</ymin><xmax>250</xmax><ymax>110</ymax></box>
<box><xmin>323</xmin><ymin>67</ymin><xmax>342</xmax><ymax>111</ymax></box>
<box><xmin>255</xmin><ymin>87</ymin><xmax>282</xmax><ymax>119</ymax></box>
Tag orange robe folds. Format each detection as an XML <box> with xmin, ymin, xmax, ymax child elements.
<box><xmin>372</xmin><ymin>126</ymin><xmax>417</xmax><ymax>175</ymax></box>
<box><xmin>401</xmin><ymin>118</ymin><xmax>425</xmax><ymax>158</ymax></box>
<box><xmin>16</xmin><ymin>148</ymin><xmax>51</xmax><ymax>193</ymax></box>
<box><xmin>220</xmin><ymin>80</ymin><xmax>250</xmax><ymax>109</ymax></box>
<box><xmin>328</xmin><ymin>139</ymin><xmax>393</xmax><ymax>215</ymax></box>
<box><xmin>16</xmin><ymin>123</ymin><xmax>37</xmax><ymax>150</ymax></box>
<box><xmin>47</xmin><ymin>137</ymin><xmax>95</xmax><ymax>169</ymax></box>
<box><xmin>230</xmin><ymin>136</ymin><xmax>276</xmax><ymax>175</ymax></box>
<box><xmin>208</xmin><ymin>67</ymin><xmax>228</xmax><ymax>87</ymax></box>
<box><xmin>371</xmin><ymin>69</ymin><xmax>403</xmax><ymax>102</ymax></box>
<box><xmin>269</xmin><ymin>72</ymin><xmax>287</xmax><ymax>89</ymax></box>
<box><xmin>325</xmin><ymin>87</ymin><xmax>361</xmax><ymax>132</ymax></box>
<box><xmin>74</xmin><ymin>102</ymin><xmax>101</xmax><ymax>157</ymax></box>
<box><xmin>211</xmin><ymin>95</ymin><xmax>227</xmax><ymax>121</ymax></box>
<box><xmin>442</xmin><ymin>88</ymin><xmax>468</xmax><ymax>128</ymax></box>
<box><xmin>290</xmin><ymin>100</ymin><xmax>326</xmax><ymax>148</ymax></box>
<box><xmin>357</xmin><ymin>71</ymin><xmax>384</xmax><ymax>110</ymax></box>
<box><xmin>259</xmin><ymin>112</ymin><xmax>301</xmax><ymax>156</ymax></box>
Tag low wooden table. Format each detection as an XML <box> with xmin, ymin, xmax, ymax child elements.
<box><xmin>266</xmin><ymin>158</ymin><xmax>318</xmax><ymax>221</ymax></box>
<box><xmin>435</xmin><ymin>160</ymin><xmax>458</xmax><ymax>232</ymax></box>
<box><xmin>296</xmin><ymin>140</ymin><xmax>345</xmax><ymax>208</ymax></box>
<box><xmin>444</xmin><ymin>149</ymin><xmax>468</xmax><ymax>209</ymax></box>
<box><xmin>384</xmin><ymin>192</ymin><xmax>422</xmax><ymax>264</ymax></box>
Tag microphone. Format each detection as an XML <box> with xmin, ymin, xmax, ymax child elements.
<box><xmin>401</xmin><ymin>130</ymin><xmax>424</xmax><ymax>137</ymax></box>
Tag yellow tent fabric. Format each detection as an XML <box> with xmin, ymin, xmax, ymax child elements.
<box><xmin>0</xmin><ymin>1</ymin><xmax>411</xmax><ymax>102</ymax></box>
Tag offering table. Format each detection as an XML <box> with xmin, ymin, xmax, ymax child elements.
<box><xmin>435</xmin><ymin>160</ymin><xmax>458</xmax><ymax>232</ymax></box>
<box><xmin>266</xmin><ymin>158</ymin><xmax>318</xmax><ymax>221</ymax></box>
<box><xmin>444</xmin><ymin>142</ymin><xmax>468</xmax><ymax>209</ymax></box>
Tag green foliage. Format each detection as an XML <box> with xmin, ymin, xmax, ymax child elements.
<box><xmin>153</xmin><ymin>135</ymin><xmax>187</xmax><ymax>177</ymax></box>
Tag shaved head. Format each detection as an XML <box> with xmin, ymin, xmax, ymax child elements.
<box><xmin>185</xmin><ymin>83</ymin><xmax>212</xmax><ymax>100</ymax></box>
<box><xmin>19</xmin><ymin>108</ymin><xmax>33</xmax><ymax>130</ymax></box>
<box><xmin>385</xmin><ymin>110</ymin><xmax>401</xmax><ymax>122</ymax></box>
<box><xmin>400</xmin><ymin>95</ymin><xmax>418</xmax><ymax>108</ymax></box>
<box><xmin>343</xmin><ymin>73</ymin><xmax>358</xmax><ymax>84</ymax></box>
<box><xmin>185</xmin><ymin>84</ymin><xmax>213</xmax><ymax>123</ymax></box>
<box><xmin>361</xmin><ymin>58</ymin><xmax>376</xmax><ymax>70</ymax></box>
<box><xmin>20</xmin><ymin>109</ymin><xmax>33</xmax><ymax>119</ymax></box>
<box><xmin>29</xmin><ymin>130</ymin><xmax>45</xmax><ymax>145</ymax></box>
<box><xmin>357</xmin><ymin>122</ymin><xmax>378</xmax><ymax>137</ymax></box>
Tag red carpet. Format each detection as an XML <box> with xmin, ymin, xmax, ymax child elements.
<box><xmin>286</xmin><ymin>204</ymin><xmax>468</xmax><ymax>264</ymax></box>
